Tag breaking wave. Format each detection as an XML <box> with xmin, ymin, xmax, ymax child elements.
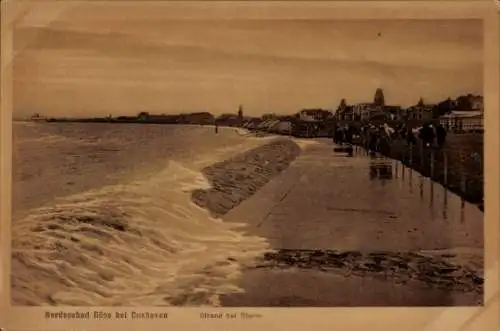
<box><xmin>12</xmin><ymin>159</ymin><xmax>270</xmax><ymax>306</ymax></box>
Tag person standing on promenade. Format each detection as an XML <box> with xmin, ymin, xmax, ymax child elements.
<box><xmin>383</xmin><ymin>123</ymin><xmax>395</xmax><ymax>140</ymax></box>
<box><xmin>333</xmin><ymin>124</ymin><xmax>341</xmax><ymax>144</ymax></box>
<box><xmin>435</xmin><ymin>122</ymin><xmax>447</xmax><ymax>149</ymax></box>
<box><xmin>345</xmin><ymin>124</ymin><xmax>354</xmax><ymax>146</ymax></box>
<box><xmin>395</xmin><ymin>123</ymin><xmax>405</xmax><ymax>140</ymax></box>
<box><xmin>336</xmin><ymin>125</ymin><xmax>344</xmax><ymax>145</ymax></box>
<box><xmin>406</xmin><ymin>125</ymin><xmax>416</xmax><ymax>145</ymax></box>
<box><xmin>360</xmin><ymin>125</ymin><xmax>367</xmax><ymax>148</ymax></box>
<box><xmin>419</xmin><ymin>122</ymin><xmax>435</xmax><ymax>148</ymax></box>
<box><xmin>378</xmin><ymin>125</ymin><xmax>389</xmax><ymax>155</ymax></box>
<box><xmin>331</xmin><ymin>122</ymin><xmax>337</xmax><ymax>142</ymax></box>
<box><xmin>368</xmin><ymin>124</ymin><xmax>379</xmax><ymax>154</ymax></box>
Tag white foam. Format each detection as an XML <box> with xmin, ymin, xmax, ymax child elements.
<box><xmin>12</xmin><ymin>141</ymin><xmax>272</xmax><ymax>306</ymax></box>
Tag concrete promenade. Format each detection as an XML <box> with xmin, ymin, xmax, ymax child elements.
<box><xmin>221</xmin><ymin>139</ymin><xmax>483</xmax><ymax>306</ymax></box>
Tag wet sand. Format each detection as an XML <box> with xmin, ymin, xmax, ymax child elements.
<box><xmin>216</xmin><ymin>139</ymin><xmax>483</xmax><ymax>306</ymax></box>
<box><xmin>220</xmin><ymin>269</ymin><xmax>480</xmax><ymax>307</ymax></box>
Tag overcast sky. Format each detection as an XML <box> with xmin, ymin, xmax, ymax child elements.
<box><xmin>12</xmin><ymin>2</ymin><xmax>483</xmax><ymax>117</ymax></box>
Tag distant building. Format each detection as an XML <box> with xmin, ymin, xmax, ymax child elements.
<box><xmin>403</xmin><ymin>107</ymin><xmax>430</xmax><ymax>121</ymax></box>
<box><xmin>186</xmin><ymin>112</ymin><xmax>214</xmax><ymax>124</ymax></box>
<box><xmin>297</xmin><ymin>109</ymin><xmax>332</xmax><ymax>122</ymax></box>
<box><xmin>137</xmin><ymin>112</ymin><xmax>150</xmax><ymax>121</ymax></box>
<box><xmin>335</xmin><ymin>99</ymin><xmax>347</xmax><ymax>119</ymax></box>
<box><xmin>404</xmin><ymin>98</ymin><xmax>435</xmax><ymax>122</ymax></box>
<box><xmin>349</xmin><ymin>88</ymin><xmax>399</xmax><ymax>122</ymax></box>
<box><xmin>243</xmin><ymin>118</ymin><xmax>262</xmax><ymax>130</ymax></box>
<box><xmin>455</xmin><ymin>94</ymin><xmax>484</xmax><ymax>111</ymax></box>
<box><xmin>30</xmin><ymin>113</ymin><xmax>47</xmax><ymax>122</ymax></box>
<box><xmin>373</xmin><ymin>88</ymin><xmax>385</xmax><ymax>107</ymax></box>
<box><xmin>470</xmin><ymin>95</ymin><xmax>484</xmax><ymax>111</ymax></box>
<box><xmin>440</xmin><ymin>110</ymin><xmax>483</xmax><ymax>132</ymax></box>
<box><xmin>257</xmin><ymin>119</ymin><xmax>281</xmax><ymax>131</ymax></box>
<box><xmin>261</xmin><ymin>113</ymin><xmax>278</xmax><ymax>121</ymax></box>
<box><xmin>384</xmin><ymin>105</ymin><xmax>402</xmax><ymax>120</ymax></box>
<box><xmin>298</xmin><ymin>111</ymin><xmax>316</xmax><ymax>122</ymax></box>
<box><xmin>339</xmin><ymin>106</ymin><xmax>355</xmax><ymax>121</ymax></box>
<box><xmin>216</xmin><ymin>113</ymin><xmax>241</xmax><ymax>127</ymax></box>
<box><xmin>352</xmin><ymin>103</ymin><xmax>383</xmax><ymax>121</ymax></box>
<box><xmin>277</xmin><ymin>115</ymin><xmax>296</xmax><ymax>121</ymax></box>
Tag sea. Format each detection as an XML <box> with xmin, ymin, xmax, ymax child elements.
<box><xmin>11</xmin><ymin>121</ymin><xmax>274</xmax><ymax>306</ymax></box>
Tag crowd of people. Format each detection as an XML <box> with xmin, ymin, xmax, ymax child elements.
<box><xmin>333</xmin><ymin>121</ymin><xmax>448</xmax><ymax>155</ymax></box>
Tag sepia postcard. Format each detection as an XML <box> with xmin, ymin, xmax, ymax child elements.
<box><xmin>0</xmin><ymin>0</ymin><xmax>498</xmax><ymax>330</ymax></box>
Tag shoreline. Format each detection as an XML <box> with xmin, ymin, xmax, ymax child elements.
<box><xmin>199</xmin><ymin>140</ymin><xmax>483</xmax><ymax>306</ymax></box>
<box><xmin>11</xmin><ymin>123</ymin><xmax>264</xmax><ymax>219</ymax></box>
<box><xmin>191</xmin><ymin>138</ymin><xmax>301</xmax><ymax>218</ymax></box>
<box><xmin>11</xmin><ymin>130</ymin><xmax>280</xmax><ymax>306</ymax></box>
<box><xmin>10</xmin><ymin>124</ymin><xmax>484</xmax><ymax>306</ymax></box>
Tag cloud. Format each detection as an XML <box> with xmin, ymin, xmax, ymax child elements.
<box><xmin>12</xmin><ymin>17</ymin><xmax>482</xmax><ymax>116</ymax></box>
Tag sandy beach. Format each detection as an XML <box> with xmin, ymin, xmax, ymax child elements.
<box><xmin>190</xmin><ymin>138</ymin><xmax>484</xmax><ymax>306</ymax></box>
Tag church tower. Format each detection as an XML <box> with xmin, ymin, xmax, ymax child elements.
<box><xmin>338</xmin><ymin>98</ymin><xmax>347</xmax><ymax>111</ymax></box>
<box><xmin>237</xmin><ymin>105</ymin><xmax>244</xmax><ymax>126</ymax></box>
<box><xmin>238</xmin><ymin>105</ymin><xmax>243</xmax><ymax>119</ymax></box>
<box><xmin>335</xmin><ymin>98</ymin><xmax>347</xmax><ymax>120</ymax></box>
<box><xmin>373</xmin><ymin>88</ymin><xmax>385</xmax><ymax>107</ymax></box>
